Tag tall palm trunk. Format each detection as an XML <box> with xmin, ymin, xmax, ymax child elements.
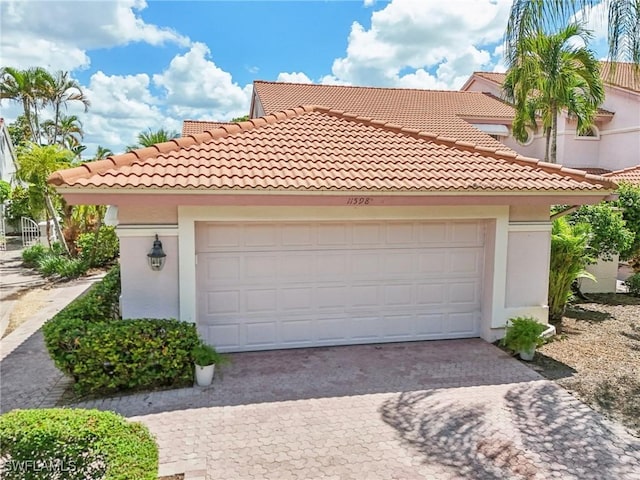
<box><xmin>544</xmin><ymin>126</ymin><xmax>552</xmax><ymax>163</ymax></box>
<box><xmin>550</xmin><ymin>106</ymin><xmax>558</xmax><ymax>163</ymax></box>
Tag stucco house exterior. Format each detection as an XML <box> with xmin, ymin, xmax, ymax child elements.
<box><xmin>50</xmin><ymin>84</ymin><xmax>617</xmax><ymax>352</ymax></box>
<box><xmin>461</xmin><ymin>62</ymin><xmax>640</xmax><ymax>173</ymax></box>
<box><xmin>0</xmin><ymin>118</ymin><xmax>17</xmax><ymax>185</ymax></box>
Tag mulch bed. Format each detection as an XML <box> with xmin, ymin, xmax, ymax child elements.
<box><xmin>525</xmin><ymin>293</ymin><xmax>640</xmax><ymax>437</ymax></box>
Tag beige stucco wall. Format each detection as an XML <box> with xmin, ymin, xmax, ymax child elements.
<box><xmin>582</xmin><ymin>256</ymin><xmax>619</xmax><ymax>294</ymax></box>
<box><xmin>118</xmin><ymin>233</ymin><xmax>180</xmax><ymax>320</ymax></box>
<box><xmin>117</xmin><ymin>205</ymin><xmax>178</xmax><ymax>225</ymax></box>
<box><xmin>509</xmin><ymin>205</ymin><xmax>550</xmax><ymax>222</ymax></box>
<box><xmin>505</xmin><ymin>229</ymin><xmax>550</xmax><ymax>311</ymax></box>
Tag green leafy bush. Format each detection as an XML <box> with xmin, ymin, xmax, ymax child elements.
<box><xmin>549</xmin><ymin>218</ymin><xmax>595</xmax><ymax>323</ymax></box>
<box><xmin>616</xmin><ymin>183</ymin><xmax>640</xmax><ymax>259</ymax></box>
<box><xmin>76</xmin><ymin>226</ymin><xmax>119</xmax><ymax>268</ymax></box>
<box><xmin>501</xmin><ymin>316</ymin><xmax>548</xmax><ymax>352</ymax></box>
<box><xmin>44</xmin><ymin>265</ymin><xmax>200</xmax><ymax>394</ymax></box>
<box><xmin>570</xmin><ymin>203</ymin><xmax>634</xmax><ymax>262</ymax></box>
<box><xmin>0</xmin><ymin>408</ymin><xmax>158</xmax><ymax>480</ymax></box>
<box><xmin>46</xmin><ymin>317</ymin><xmax>199</xmax><ymax>394</ymax></box>
<box><xmin>21</xmin><ymin>243</ymin><xmax>48</xmax><ymax>268</ymax></box>
<box><xmin>625</xmin><ymin>273</ymin><xmax>640</xmax><ymax>297</ymax></box>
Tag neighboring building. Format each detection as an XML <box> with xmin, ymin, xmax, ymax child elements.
<box><xmin>0</xmin><ymin>118</ymin><xmax>17</xmax><ymax>185</ymax></box>
<box><xmin>182</xmin><ymin>120</ymin><xmax>232</xmax><ymax>137</ymax></box>
<box><xmin>461</xmin><ymin>62</ymin><xmax>640</xmax><ymax>172</ymax></box>
<box><xmin>50</xmin><ymin>95</ymin><xmax>616</xmax><ymax>352</ymax></box>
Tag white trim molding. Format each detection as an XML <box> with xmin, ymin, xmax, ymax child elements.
<box><xmin>508</xmin><ymin>221</ymin><xmax>552</xmax><ymax>232</ymax></box>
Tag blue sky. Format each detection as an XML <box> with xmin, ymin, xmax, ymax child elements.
<box><xmin>0</xmin><ymin>0</ymin><xmax>610</xmax><ymax>157</ymax></box>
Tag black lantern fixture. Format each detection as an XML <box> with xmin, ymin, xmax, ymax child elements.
<box><xmin>147</xmin><ymin>234</ymin><xmax>166</xmax><ymax>271</ymax></box>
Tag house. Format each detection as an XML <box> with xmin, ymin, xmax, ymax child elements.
<box><xmin>50</xmin><ymin>90</ymin><xmax>617</xmax><ymax>353</ymax></box>
<box><xmin>0</xmin><ymin>118</ymin><xmax>17</xmax><ymax>185</ymax></box>
<box><xmin>460</xmin><ymin>62</ymin><xmax>640</xmax><ymax>172</ymax></box>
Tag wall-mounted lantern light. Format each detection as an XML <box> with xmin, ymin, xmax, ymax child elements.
<box><xmin>147</xmin><ymin>234</ymin><xmax>166</xmax><ymax>271</ymax></box>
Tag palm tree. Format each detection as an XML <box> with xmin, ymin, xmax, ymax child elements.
<box><xmin>126</xmin><ymin>128</ymin><xmax>179</xmax><ymax>151</ymax></box>
<box><xmin>93</xmin><ymin>145</ymin><xmax>114</xmax><ymax>160</ymax></box>
<box><xmin>43</xmin><ymin>71</ymin><xmax>90</xmax><ymax>146</ymax></box>
<box><xmin>42</xmin><ymin>114</ymin><xmax>84</xmax><ymax>147</ymax></box>
<box><xmin>16</xmin><ymin>143</ymin><xmax>73</xmax><ymax>253</ymax></box>
<box><xmin>0</xmin><ymin>67</ymin><xmax>52</xmax><ymax>144</ymax></box>
<box><xmin>503</xmin><ymin>22</ymin><xmax>604</xmax><ymax>163</ymax></box>
<box><xmin>505</xmin><ymin>0</ymin><xmax>640</xmax><ymax>67</ymax></box>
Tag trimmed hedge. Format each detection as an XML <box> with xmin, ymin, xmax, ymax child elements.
<box><xmin>0</xmin><ymin>408</ymin><xmax>157</xmax><ymax>480</ymax></box>
<box><xmin>64</xmin><ymin>318</ymin><xmax>199</xmax><ymax>393</ymax></box>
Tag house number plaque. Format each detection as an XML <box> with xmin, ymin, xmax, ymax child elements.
<box><xmin>345</xmin><ymin>197</ymin><xmax>373</xmax><ymax>205</ymax></box>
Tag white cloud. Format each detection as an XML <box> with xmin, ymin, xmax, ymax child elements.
<box><xmin>327</xmin><ymin>0</ymin><xmax>512</xmax><ymax>89</ymax></box>
<box><xmin>276</xmin><ymin>72</ymin><xmax>313</xmax><ymax>84</ymax></box>
<box><xmin>152</xmin><ymin>43</ymin><xmax>252</xmax><ymax>121</ymax></box>
<box><xmin>80</xmin><ymin>71</ymin><xmax>169</xmax><ymax>154</ymax></box>
<box><xmin>0</xmin><ymin>0</ymin><xmax>190</xmax><ymax>71</ymax></box>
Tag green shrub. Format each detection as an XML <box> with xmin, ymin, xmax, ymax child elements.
<box><xmin>0</xmin><ymin>408</ymin><xmax>158</xmax><ymax>480</ymax></box>
<box><xmin>21</xmin><ymin>244</ymin><xmax>48</xmax><ymax>268</ymax></box>
<box><xmin>625</xmin><ymin>273</ymin><xmax>640</xmax><ymax>297</ymax></box>
<box><xmin>53</xmin><ymin>319</ymin><xmax>199</xmax><ymax>394</ymax></box>
<box><xmin>76</xmin><ymin>226</ymin><xmax>119</xmax><ymax>268</ymax></box>
<box><xmin>501</xmin><ymin>316</ymin><xmax>548</xmax><ymax>352</ymax></box>
<box><xmin>549</xmin><ymin>218</ymin><xmax>595</xmax><ymax>323</ymax></box>
<box><xmin>37</xmin><ymin>254</ymin><xmax>66</xmax><ymax>277</ymax></box>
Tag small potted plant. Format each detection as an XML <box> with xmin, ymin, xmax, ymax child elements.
<box><xmin>192</xmin><ymin>342</ymin><xmax>229</xmax><ymax>387</ymax></box>
<box><xmin>501</xmin><ymin>316</ymin><xmax>547</xmax><ymax>361</ymax></box>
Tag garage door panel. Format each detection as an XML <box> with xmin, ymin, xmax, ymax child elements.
<box><xmin>246</xmin><ymin>322</ymin><xmax>278</xmax><ymax>346</ymax></box>
<box><xmin>207</xmin><ymin>291</ymin><xmax>240</xmax><ymax>314</ymax></box>
<box><xmin>447</xmin><ymin>312</ymin><xmax>478</xmax><ymax>334</ymax></box>
<box><xmin>246</xmin><ymin>289</ymin><xmax>278</xmax><ymax>313</ymax></box>
<box><xmin>282</xmin><ymin>224</ymin><xmax>313</xmax><ymax>246</ymax></box>
<box><xmin>385</xmin><ymin>284</ymin><xmax>414</xmax><ymax>306</ymax></box>
<box><xmin>350</xmin><ymin>316</ymin><xmax>382</xmax><ymax>340</ymax></box>
<box><xmin>317</xmin><ymin>286</ymin><xmax>347</xmax><ymax>308</ymax></box>
<box><xmin>281</xmin><ymin>288</ymin><xmax>313</xmax><ymax>311</ymax></box>
<box><xmin>196</xmin><ymin>221</ymin><xmax>484</xmax><ymax>351</ymax></box>
<box><xmin>383</xmin><ymin>315</ymin><xmax>414</xmax><ymax>337</ymax></box>
<box><xmin>449</xmin><ymin>249</ymin><xmax>483</xmax><ymax>274</ymax></box>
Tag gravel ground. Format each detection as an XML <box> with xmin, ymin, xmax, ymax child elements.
<box><xmin>527</xmin><ymin>293</ymin><xmax>640</xmax><ymax>437</ymax></box>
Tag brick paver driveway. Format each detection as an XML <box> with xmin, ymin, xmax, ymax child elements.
<box><xmin>72</xmin><ymin>339</ymin><xmax>640</xmax><ymax>479</ymax></box>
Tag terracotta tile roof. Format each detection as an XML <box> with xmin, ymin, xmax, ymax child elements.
<box><xmin>473</xmin><ymin>62</ymin><xmax>640</xmax><ymax>94</ymax></box>
<box><xmin>600</xmin><ymin>62</ymin><xmax>640</xmax><ymax>93</ymax></box>
<box><xmin>49</xmin><ymin>105</ymin><xmax>615</xmax><ymax>193</ymax></box>
<box><xmin>253</xmin><ymin>81</ymin><xmax>516</xmax><ymax>150</ymax></box>
<box><xmin>182</xmin><ymin>120</ymin><xmax>232</xmax><ymax>136</ymax></box>
<box><xmin>604</xmin><ymin>165</ymin><xmax>640</xmax><ymax>185</ymax></box>
<box><xmin>576</xmin><ymin>167</ymin><xmax>612</xmax><ymax>176</ymax></box>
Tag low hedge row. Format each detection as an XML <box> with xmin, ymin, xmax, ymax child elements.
<box><xmin>0</xmin><ymin>408</ymin><xmax>158</xmax><ymax>480</ymax></box>
<box><xmin>43</xmin><ymin>264</ymin><xmax>200</xmax><ymax>394</ymax></box>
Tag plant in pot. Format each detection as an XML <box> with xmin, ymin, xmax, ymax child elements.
<box><xmin>192</xmin><ymin>342</ymin><xmax>229</xmax><ymax>387</ymax></box>
<box><xmin>501</xmin><ymin>316</ymin><xmax>547</xmax><ymax>361</ymax></box>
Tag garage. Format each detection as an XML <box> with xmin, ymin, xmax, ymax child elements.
<box><xmin>195</xmin><ymin>220</ymin><xmax>485</xmax><ymax>352</ymax></box>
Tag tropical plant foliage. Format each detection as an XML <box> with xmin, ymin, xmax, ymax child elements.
<box><xmin>505</xmin><ymin>0</ymin><xmax>640</xmax><ymax>66</ymax></box>
<box><xmin>503</xmin><ymin>22</ymin><xmax>604</xmax><ymax>163</ymax></box>
<box><xmin>569</xmin><ymin>203</ymin><xmax>635</xmax><ymax>261</ymax></box>
<box><xmin>126</xmin><ymin>128</ymin><xmax>179</xmax><ymax>151</ymax></box>
<box><xmin>548</xmin><ymin>217</ymin><xmax>595</xmax><ymax>323</ymax></box>
<box><xmin>615</xmin><ymin>183</ymin><xmax>640</xmax><ymax>260</ymax></box>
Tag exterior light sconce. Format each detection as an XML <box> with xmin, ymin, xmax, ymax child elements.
<box><xmin>147</xmin><ymin>234</ymin><xmax>166</xmax><ymax>271</ymax></box>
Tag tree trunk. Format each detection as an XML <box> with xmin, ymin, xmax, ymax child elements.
<box><xmin>550</xmin><ymin>107</ymin><xmax>558</xmax><ymax>163</ymax></box>
<box><xmin>44</xmin><ymin>194</ymin><xmax>70</xmax><ymax>256</ymax></box>
<box><xmin>544</xmin><ymin>126</ymin><xmax>551</xmax><ymax>163</ymax></box>
<box><xmin>53</xmin><ymin>102</ymin><xmax>60</xmax><ymax>146</ymax></box>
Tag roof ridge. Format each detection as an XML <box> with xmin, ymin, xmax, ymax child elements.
<box><xmin>253</xmin><ymin>80</ymin><xmax>487</xmax><ymax>96</ymax></box>
<box><xmin>603</xmin><ymin>165</ymin><xmax>640</xmax><ymax>177</ymax></box>
<box><xmin>183</xmin><ymin>119</ymin><xmax>234</xmax><ymax>124</ymax></box>
<box><xmin>48</xmin><ymin>106</ymin><xmax>319</xmax><ymax>186</ymax></box>
<box><xmin>316</xmin><ymin>106</ymin><xmax>616</xmax><ymax>189</ymax></box>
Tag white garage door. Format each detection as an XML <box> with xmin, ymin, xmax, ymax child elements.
<box><xmin>196</xmin><ymin>221</ymin><xmax>485</xmax><ymax>352</ymax></box>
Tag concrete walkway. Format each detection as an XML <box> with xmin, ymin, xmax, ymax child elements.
<box><xmin>0</xmin><ymin>271</ymin><xmax>102</xmax><ymax>412</ymax></box>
